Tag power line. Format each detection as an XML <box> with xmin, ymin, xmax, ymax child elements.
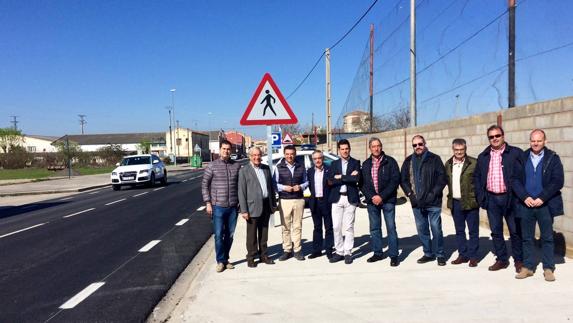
<box><xmin>286</xmin><ymin>0</ymin><xmax>380</xmax><ymax>99</ymax></box>
<box><xmin>78</xmin><ymin>114</ymin><xmax>87</xmax><ymax>134</ymax></box>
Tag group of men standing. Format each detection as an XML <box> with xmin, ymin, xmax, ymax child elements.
<box><xmin>202</xmin><ymin>125</ymin><xmax>564</xmax><ymax>282</ymax></box>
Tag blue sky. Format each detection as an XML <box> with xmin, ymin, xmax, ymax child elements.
<box><xmin>1</xmin><ymin>0</ymin><xmax>572</xmax><ymax>139</ymax></box>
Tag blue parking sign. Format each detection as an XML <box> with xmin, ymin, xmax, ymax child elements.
<box><xmin>271</xmin><ymin>132</ymin><xmax>282</xmax><ymax>147</ymax></box>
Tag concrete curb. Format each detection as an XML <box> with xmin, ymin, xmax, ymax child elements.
<box><xmin>147</xmin><ymin>236</ymin><xmax>214</xmax><ymax>323</ymax></box>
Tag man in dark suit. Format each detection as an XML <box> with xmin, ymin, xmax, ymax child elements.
<box><xmin>238</xmin><ymin>147</ymin><xmax>277</xmax><ymax>268</ymax></box>
<box><xmin>361</xmin><ymin>137</ymin><xmax>401</xmax><ymax>267</ymax></box>
<box><xmin>327</xmin><ymin>139</ymin><xmax>361</xmax><ymax>265</ymax></box>
<box><xmin>474</xmin><ymin>125</ymin><xmax>524</xmax><ymax>272</ymax></box>
<box><xmin>513</xmin><ymin>129</ymin><xmax>564</xmax><ymax>282</ymax></box>
<box><xmin>307</xmin><ymin>150</ymin><xmax>333</xmax><ymax>259</ymax></box>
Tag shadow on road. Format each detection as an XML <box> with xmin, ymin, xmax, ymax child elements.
<box><xmin>0</xmin><ymin>201</ymin><xmax>70</xmax><ymax>220</ymax></box>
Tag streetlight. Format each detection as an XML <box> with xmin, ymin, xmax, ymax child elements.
<box><xmin>165</xmin><ymin>106</ymin><xmax>173</xmax><ymax>158</ymax></box>
<box><xmin>171</xmin><ymin>88</ymin><xmax>177</xmax><ymax>166</ymax></box>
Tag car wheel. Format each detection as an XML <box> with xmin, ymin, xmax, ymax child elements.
<box><xmin>112</xmin><ymin>184</ymin><xmax>121</xmax><ymax>191</ymax></box>
<box><xmin>148</xmin><ymin>173</ymin><xmax>156</xmax><ymax>187</ymax></box>
<box><xmin>160</xmin><ymin>171</ymin><xmax>167</xmax><ymax>186</ymax></box>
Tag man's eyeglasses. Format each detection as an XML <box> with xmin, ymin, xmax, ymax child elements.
<box><xmin>488</xmin><ymin>134</ymin><xmax>503</xmax><ymax>140</ymax></box>
<box><xmin>412</xmin><ymin>143</ymin><xmax>425</xmax><ymax>148</ymax></box>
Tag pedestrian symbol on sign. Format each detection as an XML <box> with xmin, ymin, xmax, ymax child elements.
<box><xmin>261</xmin><ymin>90</ymin><xmax>276</xmax><ymax>116</ymax></box>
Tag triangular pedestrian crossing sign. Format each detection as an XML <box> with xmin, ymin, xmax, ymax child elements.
<box><xmin>240</xmin><ymin>73</ymin><xmax>298</xmax><ymax>126</ymax></box>
<box><xmin>282</xmin><ymin>132</ymin><xmax>294</xmax><ymax>144</ymax></box>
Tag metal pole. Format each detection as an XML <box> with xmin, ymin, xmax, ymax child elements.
<box><xmin>171</xmin><ymin>89</ymin><xmax>177</xmax><ymax>166</ymax></box>
<box><xmin>410</xmin><ymin>0</ymin><xmax>417</xmax><ymax>127</ymax></box>
<box><xmin>508</xmin><ymin>0</ymin><xmax>516</xmax><ymax>108</ymax></box>
<box><xmin>369</xmin><ymin>24</ymin><xmax>374</xmax><ymax>133</ymax></box>
<box><xmin>167</xmin><ymin>108</ymin><xmax>173</xmax><ymax>159</ymax></box>
<box><xmin>311</xmin><ymin>112</ymin><xmax>314</xmax><ymax>144</ymax></box>
<box><xmin>66</xmin><ymin>136</ymin><xmax>71</xmax><ymax>179</ymax></box>
<box><xmin>266</xmin><ymin>125</ymin><xmax>275</xmax><ymax>226</ymax></box>
<box><xmin>325</xmin><ymin>48</ymin><xmax>332</xmax><ymax>152</ymax></box>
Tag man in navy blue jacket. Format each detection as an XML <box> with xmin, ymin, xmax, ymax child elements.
<box><xmin>361</xmin><ymin>137</ymin><xmax>401</xmax><ymax>267</ymax></box>
<box><xmin>307</xmin><ymin>150</ymin><xmax>334</xmax><ymax>259</ymax></box>
<box><xmin>327</xmin><ymin>139</ymin><xmax>361</xmax><ymax>264</ymax></box>
<box><xmin>474</xmin><ymin>125</ymin><xmax>524</xmax><ymax>272</ymax></box>
<box><xmin>512</xmin><ymin>129</ymin><xmax>564</xmax><ymax>282</ymax></box>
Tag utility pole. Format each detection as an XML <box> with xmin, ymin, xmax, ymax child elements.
<box><xmin>325</xmin><ymin>48</ymin><xmax>332</xmax><ymax>152</ymax></box>
<box><xmin>410</xmin><ymin>0</ymin><xmax>417</xmax><ymax>127</ymax></box>
<box><xmin>9</xmin><ymin>116</ymin><xmax>19</xmax><ymax>131</ymax></box>
<box><xmin>369</xmin><ymin>24</ymin><xmax>374</xmax><ymax>133</ymax></box>
<box><xmin>170</xmin><ymin>89</ymin><xmax>177</xmax><ymax>166</ymax></box>
<box><xmin>78</xmin><ymin>114</ymin><xmax>87</xmax><ymax>134</ymax></box>
<box><xmin>454</xmin><ymin>94</ymin><xmax>460</xmax><ymax>118</ymax></box>
<box><xmin>311</xmin><ymin>113</ymin><xmax>314</xmax><ymax>144</ymax></box>
<box><xmin>166</xmin><ymin>106</ymin><xmax>173</xmax><ymax>159</ymax></box>
<box><xmin>508</xmin><ymin>0</ymin><xmax>516</xmax><ymax>108</ymax></box>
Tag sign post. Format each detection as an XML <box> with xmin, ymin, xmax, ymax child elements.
<box><xmin>240</xmin><ymin>73</ymin><xmax>298</xmax><ymax>227</ymax></box>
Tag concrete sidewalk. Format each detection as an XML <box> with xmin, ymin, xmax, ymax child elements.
<box><xmin>165</xmin><ymin>204</ymin><xmax>573</xmax><ymax>323</ymax></box>
<box><xmin>0</xmin><ymin>164</ymin><xmax>202</xmax><ymax>197</ymax></box>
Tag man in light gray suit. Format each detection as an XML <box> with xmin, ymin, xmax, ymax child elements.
<box><xmin>238</xmin><ymin>147</ymin><xmax>277</xmax><ymax>268</ymax></box>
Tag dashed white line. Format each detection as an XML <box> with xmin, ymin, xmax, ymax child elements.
<box><xmin>138</xmin><ymin>240</ymin><xmax>161</xmax><ymax>252</ymax></box>
<box><xmin>59</xmin><ymin>282</ymin><xmax>105</xmax><ymax>309</ymax></box>
<box><xmin>175</xmin><ymin>219</ymin><xmax>189</xmax><ymax>226</ymax></box>
<box><xmin>182</xmin><ymin>179</ymin><xmax>188</xmax><ymax>183</ymax></box>
<box><xmin>59</xmin><ymin>197</ymin><xmax>74</xmax><ymax>201</ymax></box>
<box><xmin>105</xmin><ymin>198</ymin><xmax>126</xmax><ymax>206</ymax></box>
<box><xmin>153</xmin><ymin>187</ymin><xmax>165</xmax><ymax>191</ymax></box>
<box><xmin>0</xmin><ymin>222</ymin><xmax>48</xmax><ymax>239</ymax></box>
<box><xmin>197</xmin><ymin>206</ymin><xmax>206</xmax><ymax>211</ymax></box>
<box><xmin>88</xmin><ymin>190</ymin><xmax>102</xmax><ymax>195</ymax></box>
<box><xmin>63</xmin><ymin>208</ymin><xmax>96</xmax><ymax>219</ymax></box>
<box><xmin>133</xmin><ymin>192</ymin><xmax>149</xmax><ymax>197</ymax></box>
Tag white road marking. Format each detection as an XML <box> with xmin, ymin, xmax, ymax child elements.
<box><xmin>138</xmin><ymin>240</ymin><xmax>161</xmax><ymax>252</ymax></box>
<box><xmin>182</xmin><ymin>179</ymin><xmax>188</xmax><ymax>183</ymax></box>
<box><xmin>133</xmin><ymin>192</ymin><xmax>149</xmax><ymax>197</ymax></box>
<box><xmin>59</xmin><ymin>197</ymin><xmax>74</xmax><ymax>201</ymax></box>
<box><xmin>59</xmin><ymin>282</ymin><xmax>105</xmax><ymax>309</ymax></box>
<box><xmin>175</xmin><ymin>219</ymin><xmax>189</xmax><ymax>226</ymax></box>
<box><xmin>105</xmin><ymin>198</ymin><xmax>126</xmax><ymax>206</ymax></box>
<box><xmin>63</xmin><ymin>208</ymin><xmax>96</xmax><ymax>219</ymax></box>
<box><xmin>0</xmin><ymin>222</ymin><xmax>48</xmax><ymax>239</ymax></box>
<box><xmin>197</xmin><ymin>206</ymin><xmax>206</xmax><ymax>211</ymax></box>
<box><xmin>88</xmin><ymin>190</ymin><xmax>102</xmax><ymax>195</ymax></box>
<box><xmin>153</xmin><ymin>187</ymin><xmax>165</xmax><ymax>191</ymax></box>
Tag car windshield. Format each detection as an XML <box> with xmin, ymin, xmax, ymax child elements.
<box><xmin>121</xmin><ymin>156</ymin><xmax>150</xmax><ymax>166</ymax></box>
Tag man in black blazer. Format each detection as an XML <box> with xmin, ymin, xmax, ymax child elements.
<box><xmin>361</xmin><ymin>137</ymin><xmax>401</xmax><ymax>266</ymax></box>
<box><xmin>307</xmin><ymin>150</ymin><xmax>333</xmax><ymax>259</ymax></box>
<box><xmin>327</xmin><ymin>139</ymin><xmax>361</xmax><ymax>264</ymax></box>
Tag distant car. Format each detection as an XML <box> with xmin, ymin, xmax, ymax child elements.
<box><xmin>262</xmin><ymin>150</ymin><xmax>366</xmax><ymax>207</ymax></box>
<box><xmin>111</xmin><ymin>154</ymin><xmax>167</xmax><ymax>191</ymax></box>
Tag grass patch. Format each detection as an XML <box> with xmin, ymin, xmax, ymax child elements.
<box><xmin>0</xmin><ymin>168</ymin><xmax>53</xmax><ymax>180</ymax></box>
<box><xmin>75</xmin><ymin>166</ymin><xmax>115</xmax><ymax>176</ymax></box>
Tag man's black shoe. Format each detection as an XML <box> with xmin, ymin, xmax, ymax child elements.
<box><xmin>260</xmin><ymin>256</ymin><xmax>275</xmax><ymax>265</ymax></box>
<box><xmin>390</xmin><ymin>257</ymin><xmax>399</xmax><ymax>267</ymax></box>
<box><xmin>437</xmin><ymin>257</ymin><xmax>447</xmax><ymax>266</ymax></box>
<box><xmin>247</xmin><ymin>259</ymin><xmax>257</xmax><ymax>268</ymax></box>
<box><xmin>329</xmin><ymin>254</ymin><xmax>344</xmax><ymax>263</ymax></box>
<box><xmin>279</xmin><ymin>252</ymin><xmax>292</xmax><ymax>261</ymax></box>
<box><xmin>326</xmin><ymin>252</ymin><xmax>333</xmax><ymax>260</ymax></box>
<box><xmin>308</xmin><ymin>251</ymin><xmax>322</xmax><ymax>259</ymax></box>
<box><xmin>367</xmin><ymin>254</ymin><xmax>384</xmax><ymax>263</ymax></box>
<box><xmin>344</xmin><ymin>255</ymin><xmax>353</xmax><ymax>264</ymax></box>
<box><xmin>417</xmin><ymin>255</ymin><xmax>436</xmax><ymax>264</ymax></box>
<box><xmin>294</xmin><ymin>252</ymin><xmax>305</xmax><ymax>261</ymax></box>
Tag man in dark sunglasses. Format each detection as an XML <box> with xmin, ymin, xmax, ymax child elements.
<box><xmin>474</xmin><ymin>125</ymin><xmax>524</xmax><ymax>272</ymax></box>
<box><xmin>400</xmin><ymin>135</ymin><xmax>447</xmax><ymax>266</ymax></box>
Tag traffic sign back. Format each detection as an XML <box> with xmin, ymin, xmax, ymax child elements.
<box><xmin>240</xmin><ymin>73</ymin><xmax>298</xmax><ymax>126</ymax></box>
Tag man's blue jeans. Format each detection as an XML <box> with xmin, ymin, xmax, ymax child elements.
<box><xmin>412</xmin><ymin>206</ymin><xmax>444</xmax><ymax>258</ymax></box>
<box><xmin>486</xmin><ymin>192</ymin><xmax>522</xmax><ymax>262</ymax></box>
<box><xmin>367</xmin><ymin>203</ymin><xmax>399</xmax><ymax>257</ymax></box>
<box><xmin>519</xmin><ymin>204</ymin><xmax>555</xmax><ymax>271</ymax></box>
<box><xmin>212</xmin><ymin>205</ymin><xmax>238</xmax><ymax>264</ymax></box>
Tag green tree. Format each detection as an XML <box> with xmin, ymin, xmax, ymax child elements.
<box><xmin>97</xmin><ymin>144</ymin><xmax>125</xmax><ymax>166</ymax></box>
<box><xmin>137</xmin><ymin>140</ymin><xmax>151</xmax><ymax>154</ymax></box>
<box><xmin>0</xmin><ymin>128</ymin><xmax>23</xmax><ymax>153</ymax></box>
<box><xmin>54</xmin><ymin>139</ymin><xmax>82</xmax><ymax>164</ymax></box>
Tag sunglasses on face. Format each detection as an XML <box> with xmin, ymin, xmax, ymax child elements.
<box><xmin>412</xmin><ymin>143</ymin><xmax>425</xmax><ymax>148</ymax></box>
<box><xmin>488</xmin><ymin>134</ymin><xmax>503</xmax><ymax>140</ymax></box>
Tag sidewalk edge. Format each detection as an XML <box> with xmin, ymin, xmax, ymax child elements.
<box><xmin>0</xmin><ymin>184</ymin><xmax>110</xmax><ymax>197</ymax></box>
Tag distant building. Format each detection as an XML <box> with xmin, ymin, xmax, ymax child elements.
<box><xmin>226</xmin><ymin>131</ymin><xmax>246</xmax><ymax>156</ymax></box>
<box><xmin>22</xmin><ymin>135</ymin><xmax>59</xmax><ymax>153</ymax></box>
<box><xmin>165</xmin><ymin>128</ymin><xmax>209</xmax><ymax>161</ymax></box>
<box><xmin>54</xmin><ymin>133</ymin><xmax>166</xmax><ymax>155</ymax></box>
<box><xmin>208</xmin><ymin>130</ymin><xmax>226</xmax><ymax>158</ymax></box>
<box><xmin>343</xmin><ymin>110</ymin><xmax>370</xmax><ymax>133</ymax></box>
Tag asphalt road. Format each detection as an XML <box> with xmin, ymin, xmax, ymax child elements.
<box><xmin>0</xmin><ymin>170</ymin><xmax>212</xmax><ymax>322</ymax></box>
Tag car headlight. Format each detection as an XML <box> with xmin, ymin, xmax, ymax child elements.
<box><xmin>139</xmin><ymin>169</ymin><xmax>149</xmax><ymax>174</ymax></box>
<box><xmin>112</xmin><ymin>172</ymin><xmax>117</xmax><ymax>176</ymax></box>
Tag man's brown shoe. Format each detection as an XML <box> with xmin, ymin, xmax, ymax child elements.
<box><xmin>216</xmin><ymin>263</ymin><xmax>225</xmax><ymax>273</ymax></box>
<box><xmin>468</xmin><ymin>259</ymin><xmax>478</xmax><ymax>267</ymax></box>
<box><xmin>515</xmin><ymin>267</ymin><xmax>534</xmax><ymax>279</ymax></box>
<box><xmin>514</xmin><ymin>261</ymin><xmax>524</xmax><ymax>273</ymax></box>
<box><xmin>260</xmin><ymin>256</ymin><xmax>275</xmax><ymax>265</ymax></box>
<box><xmin>488</xmin><ymin>260</ymin><xmax>510</xmax><ymax>271</ymax></box>
<box><xmin>543</xmin><ymin>269</ymin><xmax>556</xmax><ymax>282</ymax></box>
<box><xmin>226</xmin><ymin>263</ymin><xmax>235</xmax><ymax>269</ymax></box>
<box><xmin>451</xmin><ymin>256</ymin><xmax>469</xmax><ymax>265</ymax></box>
<box><xmin>247</xmin><ymin>259</ymin><xmax>257</xmax><ymax>268</ymax></box>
